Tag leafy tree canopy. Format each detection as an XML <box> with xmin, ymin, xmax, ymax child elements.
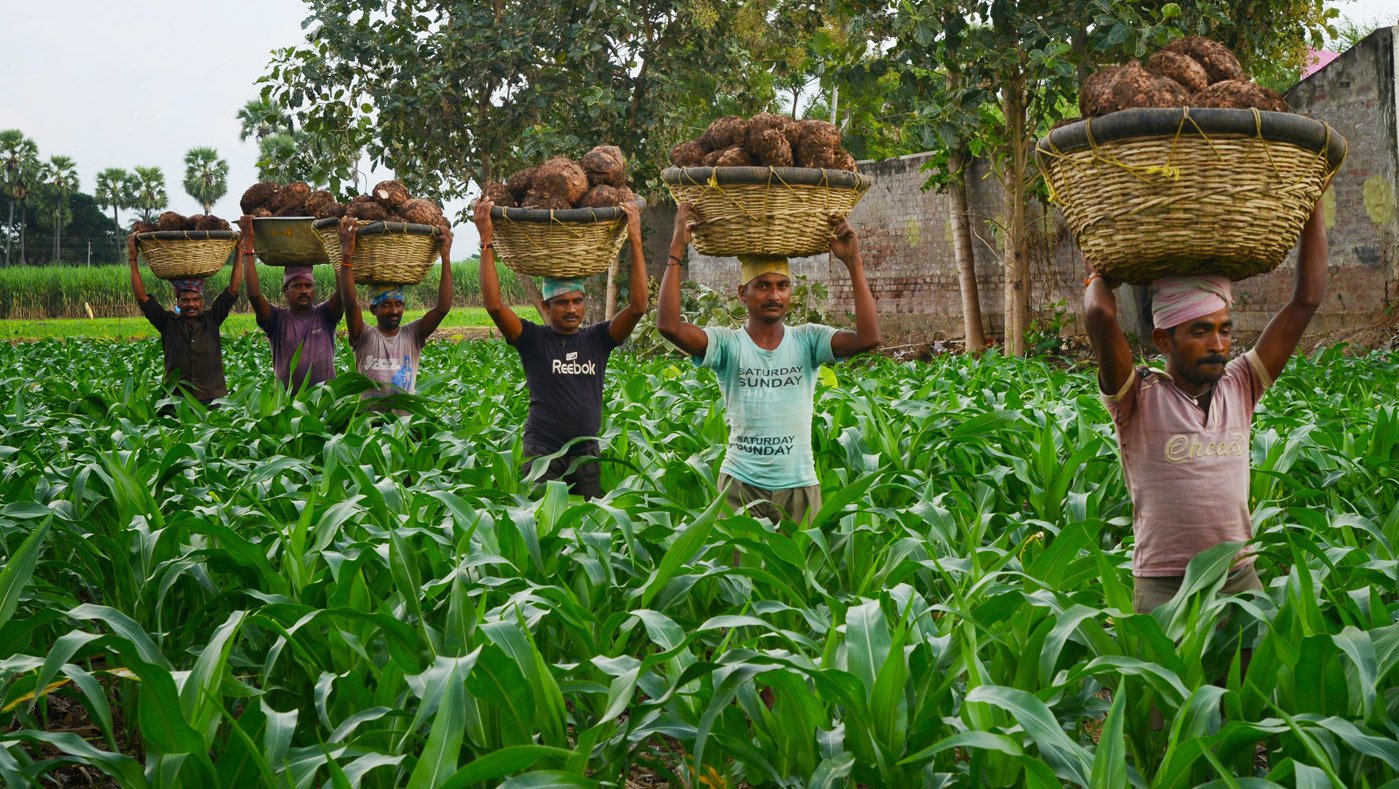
<box><xmin>261</xmin><ymin>0</ymin><xmax>843</xmax><ymax>208</ymax></box>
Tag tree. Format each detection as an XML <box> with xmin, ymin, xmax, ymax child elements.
<box><xmin>262</xmin><ymin>0</ymin><xmax>817</xmax><ymax>306</ymax></box>
<box><xmin>183</xmin><ymin>147</ymin><xmax>229</xmax><ymax>214</ymax></box>
<box><xmin>237</xmin><ymin>98</ymin><xmax>283</xmax><ymax>142</ymax></box>
<box><xmin>260</xmin><ymin>1</ymin><xmax>814</xmax><ymax>200</ymax></box>
<box><xmin>132</xmin><ymin>166</ymin><xmax>168</xmax><ymax>222</ymax></box>
<box><xmin>95</xmin><ymin>167</ymin><xmax>135</xmax><ymax>232</ymax></box>
<box><xmin>42</xmin><ymin>155</ymin><xmax>78</xmax><ymax>263</ymax></box>
<box><xmin>95</xmin><ymin>167</ymin><xmax>136</xmax><ymax>260</ymax></box>
<box><xmin>1</xmin><ymin>130</ymin><xmax>40</xmax><ymax>266</ymax></box>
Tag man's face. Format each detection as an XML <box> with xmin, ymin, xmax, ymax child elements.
<box><xmin>1154</xmin><ymin>306</ymin><xmax>1233</xmax><ymax>386</ymax></box>
<box><xmin>176</xmin><ymin>290</ymin><xmax>204</xmax><ymax>319</ymax></box>
<box><xmin>738</xmin><ymin>272</ymin><xmax>792</xmax><ymax>324</ymax></box>
<box><xmin>372</xmin><ymin>297</ymin><xmax>405</xmax><ymax>330</ymax></box>
<box><xmin>285</xmin><ymin>279</ymin><xmax>315</xmax><ymax>310</ymax></box>
<box><xmin>544</xmin><ymin>291</ymin><xmax>585</xmax><ymax>333</ymax></box>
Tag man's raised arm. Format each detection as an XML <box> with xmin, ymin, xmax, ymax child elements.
<box><xmin>128</xmin><ymin>235</ymin><xmax>149</xmax><ymax>304</ymax></box>
<box><xmin>609</xmin><ymin>202</ymin><xmax>649</xmax><ymax>343</ymax></box>
<box><xmin>474</xmin><ymin>199</ymin><xmax>523</xmax><ymax>344</ymax></box>
<box><xmin>1253</xmin><ymin>201</ymin><xmax>1327</xmax><ymax>381</ymax></box>
<box><xmin>336</xmin><ymin>217</ymin><xmax>365</xmax><ymax>344</ymax></box>
<box><xmin>419</xmin><ymin>225</ymin><xmax>454</xmax><ymax>338</ymax></box>
<box><xmin>239</xmin><ymin>216</ymin><xmax>272</xmax><ymax>323</ymax></box>
<box><xmin>828</xmin><ymin>219</ymin><xmax>880</xmax><ymax>358</ymax></box>
<box><xmin>1083</xmin><ymin>264</ymin><xmax>1134</xmax><ymax>396</ymax></box>
<box><xmin>656</xmin><ymin>202</ymin><xmax>708</xmax><ymax>357</ymax></box>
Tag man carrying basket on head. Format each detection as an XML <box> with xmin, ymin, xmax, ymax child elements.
<box><xmin>128</xmin><ymin>234</ymin><xmax>244</xmax><ymax>406</ymax></box>
<box><xmin>657</xmin><ymin>202</ymin><xmax>881</xmax><ymax>525</ymax></box>
<box><xmin>334</xmin><ymin>216</ymin><xmax>454</xmax><ymax>406</ymax></box>
<box><xmin>1084</xmin><ymin>202</ymin><xmax>1328</xmax><ymax>615</ymax></box>
<box><xmin>473</xmin><ymin>197</ymin><xmax>649</xmax><ymax>499</ymax></box>
<box><xmin>239</xmin><ymin>217</ymin><xmax>344</xmax><ymax>394</ymax></box>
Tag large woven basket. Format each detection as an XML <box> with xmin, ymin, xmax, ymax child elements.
<box><xmin>312</xmin><ymin>219</ymin><xmax>441</xmax><ymax>285</ymax></box>
<box><xmin>1036</xmin><ymin>107</ymin><xmax>1347</xmax><ymax>284</ymax></box>
<box><xmin>253</xmin><ymin>217</ymin><xmax>328</xmax><ymax>266</ymax></box>
<box><xmin>661</xmin><ymin>166</ymin><xmax>872</xmax><ymax>258</ymax></box>
<box><xmin>489</xmin><ymin>201</ymin><xmax>636</xmax><ymax>278</ymax></box>
<box><xmin>135</xmin><ymin>231</ymin><xmax>240</xmax><ymax>280</ymax></box>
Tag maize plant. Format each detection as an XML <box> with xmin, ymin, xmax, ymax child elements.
<box><xmin>0</xmin><ymin>336</ymin><xmax>1394</xmax><ymax>787</ymax></box>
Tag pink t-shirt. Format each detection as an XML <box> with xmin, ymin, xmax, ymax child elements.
<box><xmin>1103</xmin><ymin>351</ymin><xmax>1273</xmax><ymax>577</ymax></box>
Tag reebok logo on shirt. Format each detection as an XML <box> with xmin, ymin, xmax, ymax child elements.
<box><xmin>552</xmin><ymin>357</ymin><xmax>597</xmax><ymax>375</ymax></box>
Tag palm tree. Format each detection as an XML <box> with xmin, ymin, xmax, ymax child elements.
<box><xmin>236</xmin><ymin>98</ymin><xmax>283</xmax><ymax>142</ymax></box>
<box><xmin>132</xmin><ymin>166</ymin><xmax>168</xmax><ymax>222</ymax></box>
<box><xmin>43</xmin><ymin>155</ymin><xmax>78</xmax><ymax>263</ymax></box>
<box><xmin>95</xmin><ymin>167</ymin><xmax>134</xmax><ymax>231</ymax></box>
<box><xmin>1</xmin><ymin>130</ymin><xmax>39</xmax><ymax>265</ymax></box>
<box><xmin>183</xmin><ymin>147</ymin><xmax>229</xmax><ymax>214</ymax></box>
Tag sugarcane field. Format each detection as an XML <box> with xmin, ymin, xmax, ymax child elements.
<box><xmin>1</xmin><ymin>2</ymin><xmax>1397</xmax><ymax>787</ymax></box>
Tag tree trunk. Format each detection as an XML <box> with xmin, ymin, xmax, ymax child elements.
<box><xmin>1001</xmin><ymin>67</ymin><xmax>1030</xmax><ymax>357</ymax></box>
<box><xmin>948</xmin><ymin>149</ymin><xmax>986</xmax><ymax>351</ymax></box>
<box><xmin>5</xmin><ymin>197</ymin><xmax>13</xmax><ymax>266</ymax></box>
<box><xmin>604</xmin><ymin>252</ymin><xmax>622</xmax><ymax>319</ymax></box>
<box><xmin>1132</xmin><ymin>284</ymin><xmax>1154</xmax><ymax>354</ymax></box>
<box><xmin>54</xmin><ymin>208</ymin><xmax>60</xmax><ymax>264</ymax></box>
<box><xmin>514</xmin><ymin>271</ymin><xmax>546</xmax><ymax>320</ymax></box>
<box><xmin>18</xmin><ymin>200</ymin><xmax>25</xmax><ymax>264</ymax></box>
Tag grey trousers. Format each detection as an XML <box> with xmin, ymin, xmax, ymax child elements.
<box><xmin>718</xmin><ymin>474</ymin><xmax>822</xmax><ymax>525</ymax></box>
<box><xmin>1132</xmin><ymin>562</ymin><xmax>1264</xmax><ymax>613</ymax></box>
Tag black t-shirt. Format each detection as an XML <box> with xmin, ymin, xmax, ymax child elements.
<box><xmin>139</xmin><ymin>288</ymin><xmax>237</xmax><ymax>401</ymax></box>
<box><xmin>511</xmin><ymin>319</ymin><xmax>621</xmax><ymax>453</ymax></box>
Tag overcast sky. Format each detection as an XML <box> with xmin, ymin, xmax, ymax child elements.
<box><xmin>2</xmin><ymin>0</ymin><xmax>1395</xmax><ymax>255</ymax></box>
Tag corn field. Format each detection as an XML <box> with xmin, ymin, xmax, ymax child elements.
<box><xmin>0</xmin><ymin>336</ymin><xmax>1395</xmax><ymax>787</ymax></box>
<box><xmin>0</xmin><ymin>260</ymin><xmax>526</xmax><ymax>320</ymax></box>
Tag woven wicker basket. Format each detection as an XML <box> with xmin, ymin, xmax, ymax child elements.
<box><xmin>135</xmin><ymin>231</ymin><xmax>240</xmax><ymax>280</ymax></box>
<box><xmin>312</xmin><ymin>219</ymin><xmax>441</xmax><ymax>285</ymax></box>
<box><xmin>661</xmin><ymin>166</ymin><xmax>872</xmax><ymax>258</ymax></box>
<box><xmin>253</xmin><ymin>217</ymin><xmax>328</xmax><ymax>265</ymax></box>
<box><xmin>1036</xmin><ymin>107</ymin><xmax>1347</xmax><ymax>284</ymax></box>
<box><xmin>489</xmin><ymin>201</ymin><xmax>636</xmax><ymax>278</ymax></box>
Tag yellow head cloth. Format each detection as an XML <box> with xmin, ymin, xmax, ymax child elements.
<box><xmin>738</xmin><ymin>254</ymin><xmax>790</xmax><ymax>286</ymax></box>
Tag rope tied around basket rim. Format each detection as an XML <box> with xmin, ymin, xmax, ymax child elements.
<box><xmin>1039</xmin><ymin>107</ymin><xmax>1348</xmax><ymax>207</ymax></box>
<box><xmin>495</xmin><ymin>205</ymin><xmax>627</xmax><ymax>264</ymax></box>
<box><xmin>670</xmin><ymin>166</ymin><xmax>866</xmax><ymax>228</ymax></box>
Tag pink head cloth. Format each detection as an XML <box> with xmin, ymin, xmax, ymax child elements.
<box><xmin>1150</xmin><ymin>275</ymin><xmax>1233</xmax><ymax>330</ymax></box>
<box><xmin>282</xmin><ymin>266</ymin><xmax>314</xmax><ymax>288</ymax></box>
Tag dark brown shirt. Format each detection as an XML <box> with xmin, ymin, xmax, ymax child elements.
<box><xmin>139</xmin><ymin>288</ymin><xmax>237</xmax><ymax>401</ymax></box>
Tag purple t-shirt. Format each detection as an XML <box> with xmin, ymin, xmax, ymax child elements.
<box><xmin>258</xmin><ymin>301</ymin><xmax>342</xmax><ymax>392</ymax></box>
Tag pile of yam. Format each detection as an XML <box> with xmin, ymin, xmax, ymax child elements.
<box><xmin>480</xmin><ymin>145</ymin><xmax>636</xmax><ymax>210</ymax></box>
<box><xmin>668</xmin><ymin>113</ymin><xmax>858</xmax><ymax>171</ymax></box>
<box><xmin>131</xmin><ymin>212</ymin><xmax>231</xmax><ymax>233</ymax></box>
<box><xmin>238</xmin><ymin>179</ymin><xmax>448</xmax><ymax>231</ymax></box>
<box><xmin>1079</xmin><ymin>37</ymin><xmax>1288</xmax><ymax>118</ymax></box>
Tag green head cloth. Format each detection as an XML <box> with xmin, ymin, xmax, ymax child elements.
<box><xmin>541</xmin><ymin>277</ymin><xmax>586</xmax><ymax>301</ymax></box>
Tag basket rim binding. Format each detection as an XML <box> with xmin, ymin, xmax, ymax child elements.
<box><xmin>1036</xmin><ymin>107</ymin><xmax>1347</xmax><ymax>168</ymax></box>
<box><xmin>310</xmin><ymin>217</ymin><xmax>442</xmax><ymax>237</ymax></box>
<box><xmin>486</xmin><ymin>197</ymin><xmax>644</xmax><ymax>225</ymax></box>
<box><xmin>661</xmin><ymin>165</ymin><xmax>872</xmax><ymax>191</ymax></box>
<box><xmin>134</xmin><ymin>230</ymin><xmax>241</xmax><ymax>242</ymax></box>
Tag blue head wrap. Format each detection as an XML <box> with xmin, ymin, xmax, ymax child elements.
<box><xmin>369</xmin><ymin>285</ymin><xmax>405</xmax><ymax>308</ymax></box>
